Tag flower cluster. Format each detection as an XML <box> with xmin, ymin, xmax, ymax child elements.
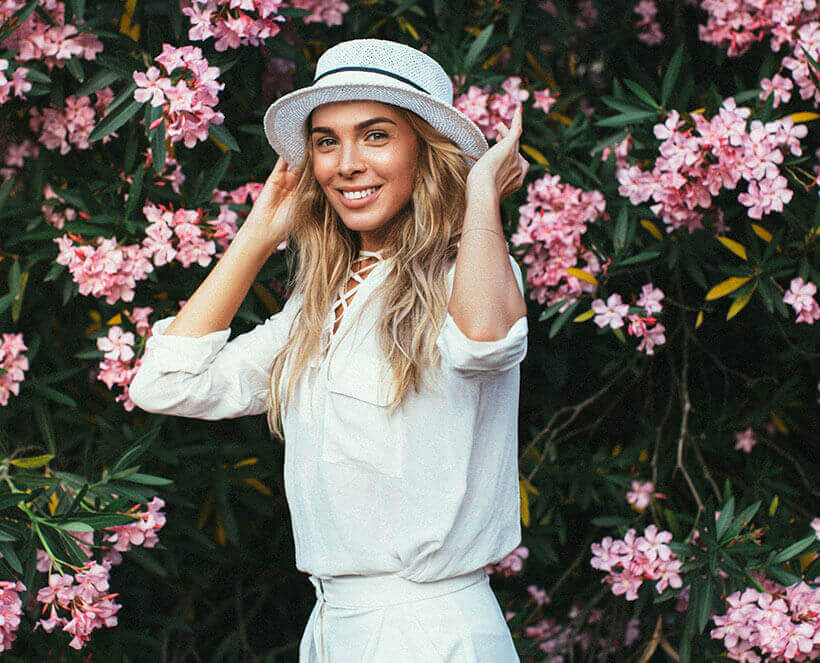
<box><xmin>783</xmin><ymin>277</ymin><xmax>820</xmax><ymax>325</ymax></box>
<box><xmin>635</xmin><ymin>0</ymin><xmax>664</xmax><ymax>46</ymax></box>
<box><xmin>34</xmin><ymin>561</ymin><xmax>121</xmax><ymax>650</ymax></box>
<box><xmin>511</xmin><ymin>172</ymin><xmax>607</xmax><ymax>307</ymax></box>
<box><xmin>53</xmin><ymin>233</ymin><xmax>155</xmax><ymax>305</ymax></box>
<box><xmin>592</xmin><ymin>283</ymin><xmax>666</xmax><ymax>355</ymax></box>
<box><xmin>698</xmin><ymin>0</ymin><xmax>820</xmax><ymax>107</ymax></box>
<box><xmin>0</xmin><ymin>58</ymin><xmax>32</xmax><ymax>106</ymax></box>
<box><xmin>132</xmin><ymin>44</ymin><xmax>224</xmax><ymax>149</ymax></box>
<box><xmin>454</xmin><ymin>76</ymin><xmax>530</xmax><ymax>141</ymax></box>
<box><xmin>590</xmin><ymin>524</ymin><xmax>683</xmax><ymax>600</ymax></box>
<box><xmin>617</xmin><ymin>101</ymin><xmax>807</xmax><ymax>233</ymax></box>
<box><xmin>28</xmin><ymin>88</ymin><xmax>117</xmax><ymax>155</ymax></box>
<box><xmin>523</xmin><ymin>605</ymin><xmax>634</xmax><ymax>661</ymax></box>
<box><xmin>0</xmin><ymin>0</ymin><xmax>104</xmax><ymax>72</ymax></box>
<box><xmin>288</xmin><ymin>0</ymin><xmax>351</xmax><ymax>26</ymax></box>
<box><xmin>181</xmin><ymin>0</ymin><xmax>286</xmax><ymax>51</ymax></box>
<box><xmin>0</xmin><ymin>580</ymin><xmax>26</xmax><ymax>652</ymax></box>
<box><xmin>0</xmin><ymin>138</ymin><xmax>38</xmax><ymax>182</ymax></box>
<box><xmin>95</xmin><ymin>305</ymin><xmax>155</xmax><ymax>411</ymax></box>
<box><xmin>484</xmin><ymin>545</ymin><xmax>529</xmax><ymax>577</ymax></box>
<box><xmin>141</xmin><ymin>201</ymin><xmax>219</xmax><ymax>269</ymax></box>
<box><xmin>30</xmin><ymin>498</ymin><xmax>167</xmax><ymax>650</ymax></box>
<box><xmin>711</xmin><ymin>582</ymin><xmax>820</xmax><ymax>661</ymax></box>
<box><xmin>0</xmin><ymin>333</ymin><xmax>28</xmax><ymax>406</ymax></box>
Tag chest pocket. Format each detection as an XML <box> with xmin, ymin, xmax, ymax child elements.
<box><xmin>322</xmin><ymin>351</ymin><xmax>406</xmax><ymax>478</ymax></box>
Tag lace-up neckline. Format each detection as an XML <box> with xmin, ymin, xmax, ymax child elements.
<box><xmin>329</xmin><ymin>249</ymin><xmax>388</xmax><ymax>338</ymax></box>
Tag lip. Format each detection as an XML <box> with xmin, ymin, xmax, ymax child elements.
<box><xmin>337</xmin><ymin>185</ymin><xmax>382</xmax><ymax>208</ymax></box>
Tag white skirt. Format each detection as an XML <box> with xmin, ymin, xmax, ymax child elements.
<box><xmin>299</xmin><ymin>569</ymin><xmax>520</xmax><ymax>662</ymax></box>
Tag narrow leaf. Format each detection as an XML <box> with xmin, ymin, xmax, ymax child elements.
<box><xmin>661</xmin><ymin>45</ymin><xmax>684</xmax><ymax>107</ymax></box>
<box><xmin>771</xmin><ymin>534</ymin><xmax>817</xmax><ymax>564</ymax></box>
<box><xmin>624</xmin><ymin>79</ymin><xmax>659</xmax><ymax>109</ymax></box>
<box><xmin>464</xmin><ymin>24</ymin><xmax>495</xmax><ymax>72</ymax></box>
<box><xmin>726</xmin><ymin>281</ymin><xmax>757</xmax><ymax>320</ymax></box>
<box><xmin>717</xmin><ymin>236</ymin><xmax>748</xmax><ymax>260</ymax></box>
<box><xmin>573</xmin><ymin>309</ymin><xmax>595</xmax><ymax>323</ymax></box>
<box><xmin>705</xmin><ymin>276</ymin><xmax>751</xmax><ymax>301</ymax></box>
<box><xmin>10</xmin><ymin>454</ymin><xmax>55</xmax><ymax>469</ymax></box>
<box><xmin>566</xmin><ymin>267</ymin><xmax>598</xmax><ymax>286</ymax></box>
<box><xmin>640</xmin><ymin>219</ymin><xmax>663</xmax><ymax>241</ymax></box>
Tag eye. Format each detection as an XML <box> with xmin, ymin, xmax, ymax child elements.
<box><xmin>316</xmin><ymin>137</ymin><xmax>334</xmax><ymax>148</ymax></box>
<box><xmin>367</xmin><ymin>131</ymin><xmax>388</xmax><ymax>140</ymax></box>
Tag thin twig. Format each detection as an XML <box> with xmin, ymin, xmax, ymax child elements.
<box><xmin>638</xmin><ymin>613</ymin><xmax>663</xmax><ymax>663</ymax></box>
<box><xmin>676</xmin><ymin>325</ymin><xmax>704</xmax><ymax>521</ymax></box>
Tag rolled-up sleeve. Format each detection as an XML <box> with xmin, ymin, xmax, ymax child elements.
<box><xmin>436</xmin><ymin>254</ymin><xmax>528</xmax><ymax>376</ymax></box>
<box><xmin>128</xmin><ymin>294</ymin><xmax>301</xmax><ymax>420</ymax></box>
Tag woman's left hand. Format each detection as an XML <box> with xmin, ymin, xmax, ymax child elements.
<box><xmin>466</xmin><ymin>104</ymin><xmax>529</xmax><ymax>203</ymax></box>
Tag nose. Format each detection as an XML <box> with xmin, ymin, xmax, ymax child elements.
<box><xmin>337</xmin><ymin>140</ymin><xmax>365</xmax><ymax>177</ymax></box>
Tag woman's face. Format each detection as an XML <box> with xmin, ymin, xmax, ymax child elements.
<box><xmin>309</xmin><ymin>100</ymin><xmax>419</xmax><ymax>253</ymax></box>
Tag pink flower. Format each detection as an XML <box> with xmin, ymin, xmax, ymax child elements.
<box><xmin>533</xmin><ymin>88</ymin><xmax>558</xmax><ymax>115</ymax></box>
<box><xmin>592</xmin><ymin>294</ymin><xmax>629</xmax><ymax>329</ymax></box>
<box><xmin>783</xmin><ymin>277</ymin><xmax>820</xmax><ymax>324</ymax></box>
<box><xmin>759</xmin><ymin>74</ymin><xmax>793</xmax><ymax>108</ymax></box>
<box><xmin>734</xmin><ymin>427</ymin><xmax>756</xmax><ymax>453</ymax></box>
<box><xmin>637</xmin><ymin>323</ymin><xmax>666</xmax><ymax>355</ymax></box>
<box><xmin>626</xmin><ymin>480</ymin><xmax>655</xmax><ymax>510</ymax></box>
<box><xmin>637</xmin><ymin>283</ymin><xmax>665</xmax><ymax>314</ymax></box>
<box><xmin>811</xmin><ymin>517</ymin><xmax>820</xmax><ymax>541</ymax></box>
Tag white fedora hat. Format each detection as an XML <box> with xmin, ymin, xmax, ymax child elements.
<box><xmin>262</xmin><ymin>38</ymin><xmax>489</xmax><ymax>167</ymax></box>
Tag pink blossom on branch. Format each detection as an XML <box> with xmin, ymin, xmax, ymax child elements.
<box><xmin>484</xmin><ymin>546</ymin><xmax>529</xmax><ymax>577</ymax></box>
<box><xmin>590</xmin><ymin>525</ymin><xmax>683</xmax><ymax>600</ymax></box>
<box><xmin>592</xmin><ymin>293</ymin><xmax>629</xmax><ymax>329</ymax></box>
<box><xmin>0</xmin><ymin>333</ymin><xmax>29</xmax><ymax>407</ymax></box>
<box><xmin>734</xmin><ymin>427</ymin><xmax>757</xmax><ymax>453</ymax></box>
<box><xmin>782</xmin><ymin>277</ymin><xmax>820</xmax><ymax>324</ymax></box>
<box><xmin>132</xmin><ymin>44</ymin><xmax>225</xmax><ymax>149</ymax></box>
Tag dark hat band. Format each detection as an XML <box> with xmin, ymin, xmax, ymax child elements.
<box><xmin>312</xmin><ymin>66</ymin><xmax>431</xmax><ymax>95</ymax></box>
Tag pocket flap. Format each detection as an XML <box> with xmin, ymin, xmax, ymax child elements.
<box><xmin>328</xmin><ymin>353</ymin><xmax>397</xmax><ymax>406</ymax></box>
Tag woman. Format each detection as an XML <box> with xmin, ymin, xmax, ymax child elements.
<box><xmin>129</xmin><ymin>38</ymin><xmax>530</xmax><ymax>662</ymax></box>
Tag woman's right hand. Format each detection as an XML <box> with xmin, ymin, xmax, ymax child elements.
<box><xmin>242</xmin><ymin>157</ymin><xmax>304</xmax><ymax>253</ymax></box>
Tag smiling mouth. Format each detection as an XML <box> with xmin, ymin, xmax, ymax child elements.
<box><xmin>339</xmin><ymin>186</ymin><xmax>382</xmax><ymax>200</ymax></box>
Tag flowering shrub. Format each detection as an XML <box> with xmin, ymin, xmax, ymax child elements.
<box><xmin>0</xmin><ymin>0</ymin><xmax>818</xmax><ymax>660</ymax></box>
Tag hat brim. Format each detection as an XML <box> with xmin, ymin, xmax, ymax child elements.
<box><xmin>263</xmin><ymin>83</ymin><xmax>489</xmax><ymax>168</ymax></box>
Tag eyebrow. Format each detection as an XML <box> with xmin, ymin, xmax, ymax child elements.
<box><xmin>310</xmin><ymin>117</ymin><xmax>397</xmax><ymax>135</ymax></box>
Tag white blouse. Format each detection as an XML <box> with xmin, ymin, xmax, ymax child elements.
<box><xmin>128</xmin><ymin>251</ymin><xmax>528</xmax><ymax>582</ymax></box>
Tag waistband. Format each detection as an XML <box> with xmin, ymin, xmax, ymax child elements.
<box><xmin>308</xmin><ymin>568</ymin><xmax>488</xmax><ymax>609</ymax></box>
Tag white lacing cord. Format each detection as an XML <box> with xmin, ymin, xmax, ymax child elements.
<box><xmin>320</xmin><ymin>250</ymin><xmax>386</xmax><ymax>353</ymax></box>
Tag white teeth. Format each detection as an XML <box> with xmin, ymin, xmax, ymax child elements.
<box><xmin>342</xmin><ymin>186</ymin><xmax>378</xmax><ymax>200</ymax></box>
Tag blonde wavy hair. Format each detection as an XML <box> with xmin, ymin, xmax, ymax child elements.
<box><xmin>264</xmin><ymin>103</ymin><xmax>476</xmax><ymax>441</ymax></box>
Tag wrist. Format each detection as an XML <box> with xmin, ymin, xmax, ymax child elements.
<box><xmin>234</xmin><ymin>223</ymin><xmax>279</xmax><ymax>261</ymax></box>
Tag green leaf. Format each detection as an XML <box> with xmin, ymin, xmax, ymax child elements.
<box><xmin>194</xmin><ymin>150</ymin><xmax>231</xmax><ymax>206</ymax></box>
<box><xmin>51</xmin><ymin>513</ymin><xmax>138</xmax><ymax>529</ymax></box>
<box><xmin>771</xmin><ymin>534</ymin><xmax>817</xmax><ymax>564</ymax></box>
<box><xmin>208</xmin><ymin>123</ymin><xmax>240</xmax><ymax>152</ymax></box>
<box><xmin>124</xmin><ymin>159</ymin><xmax>146</xmax><ymax>220</ymax></box>
<box><xmin>624</xmin><ymin>79</ymin><xmax>659</xmax><ymax>109</ymax></box>
<box><xmin>595</xmin><ymin>110</ymin><xmax>658</xmax><ymax>127</ymax></box>
<box><xmin>124</xmin><ymin>473</ymin><xmax>174</xmax><ymax>486</ymax></box>
<box><xmin>53</xmin><ymin>521</ymin><xmax>94</xmax><ymax>533</ymax></box>
<box><xmin>615</xmin><ymin>249</ymin><xmax>661</xmax><ymax>267</ymax></box>
<box><xmin>661</xmin><ymin>45</ymin><xmax>684</xmax><ymax>107</ymax></box>
<box><xmin>0</xmin><ymin>492</ymin><xmax>31</xmax><ymax>512</ymax></box>
<box><xmin>549</xmin><ymin>300</ymin><xmax>580</xmax><ymax>339</ymax></box>
<box><xmin>145</xmin><ymin>104</ymin><xmax>166</xmax><ymax>174</ymax></box>
<box><xmin>697</xmin><ymin>578</ymin><xmax>713</xmax><ymax>633</ymax></box>
<box><xmin>715</xmin><ymin>496</ymin><xmax>734</xmax><ymax>541</ymax></box>
<box><xmin>65</xmin><ymin>56</ymin><xmax>85</xmax><ymax>83</ymax></box>
<box><xmin>613</xmin><ymin>206</ymin><xmax>628</xmax><ymax>254</ymax></box>
<box><xmin>539</xmin><ymin>299</ymin><xmax>570</xmax><ymax>322</ymax></box>
<box><xmin>87</xmin><ymin>82</ymin><xmax>140</xmax><ymax>143</ymax></box>
<box><xmin>464</xmin><ymin>23</ymin><xmax>494</xmax><ymax>72</ymax></box>
<box><xmin>723</xmin><ymin>500</ymin><xmax>761</xmax><ymax>543</ymax></box>
<box><xmin>0</xmin><ymin>542</ymin><xmax>22</xmax><ymax>574</ymax></box>
<box><xmin>23</xmin><ymin>379</ymin><xmax>77</xmax><ymax>407</ymax></box>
